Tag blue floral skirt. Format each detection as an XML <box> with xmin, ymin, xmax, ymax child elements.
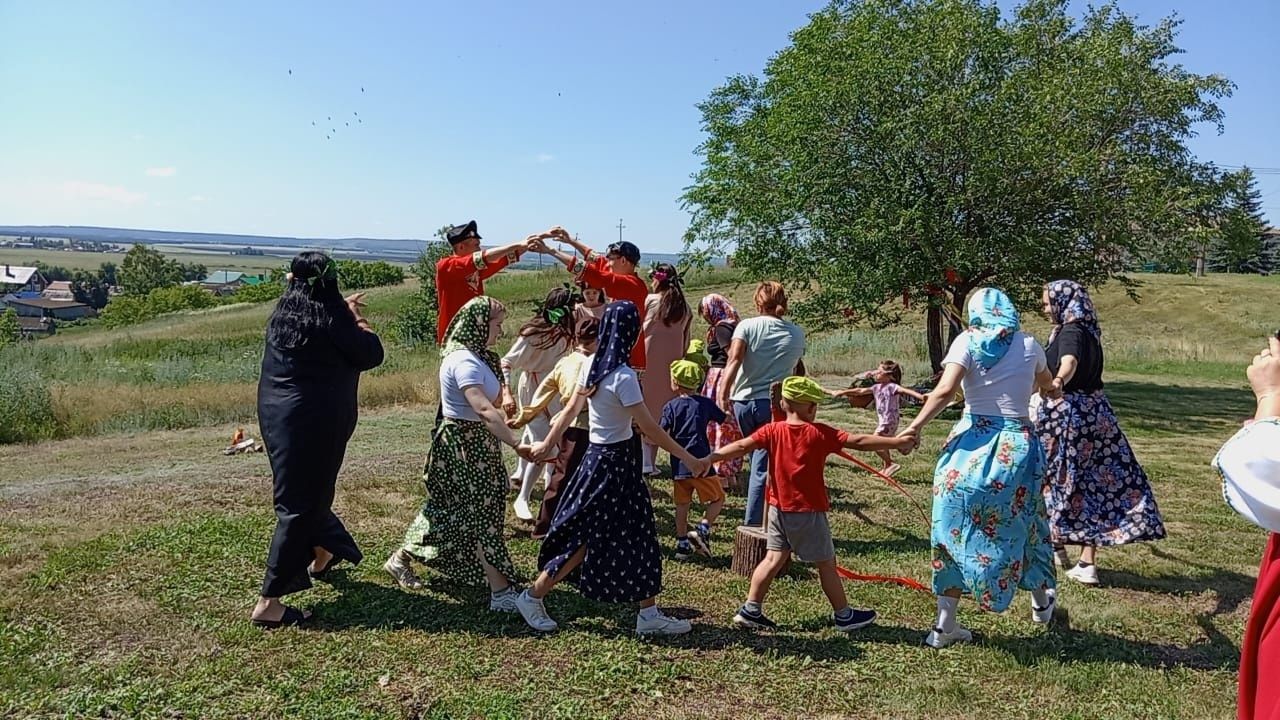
<box><xmin>536</xmin><ymin>434</ymin><xmax>663</xmax><ymax>603</ymax></box>
<box><xmin>1036</xmin><ymin>389</ymin><xmax>1165</xmax><ymax>547</ymax></box>
<box><xmin>931</xmin><ymin>414</ymin><xmax>1056</xmax><ymax>612</ymax></box>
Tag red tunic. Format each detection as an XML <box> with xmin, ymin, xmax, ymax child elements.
<box><xmin>1241</xmin><ymin>532</ymin><xmax>1280</xmax><ymax>720</ymax></box>
<box><xmin>577</xmin><ymin>256</ymin><xmax>648</xmax><ymax>369</ymax></box>
<box><xmin>435</xmin><ymin>251</ymin><xmax>512</xmax><ymax>343</ymax></box>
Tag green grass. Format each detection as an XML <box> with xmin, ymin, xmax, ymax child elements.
<box><xmin>0</xmin><ymin>246</ymin><xmax>286</xmax><ymax>275</ymax></box>
<box><xmin>0</xmin><ymin>271</ymin><xmax>1272</xmax><ymax>717</ymax></box>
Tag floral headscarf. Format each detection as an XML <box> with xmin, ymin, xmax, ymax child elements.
<box><xmin>1045</xmin><ymin>279</ymin><xmax>1101</xmax><ymax>345</ymax></box>
<box><xmin>699</xmin><ymin>293</ymin><xmax>740</xmax><ymax>341</ymax></box>
<box><xmin>441</xmin><ymin>296</ymin><xmax>504</xmax><ymax>384</ymax></box>
<box><xmin>582</xmin><ymin>300</ymin><xmax>641</xmax><ymax>396</ymax></box>
<box><xmin>964</xmin><ymin>288</ymin><xmax>1021</xmax><ymax>373</ymax></box>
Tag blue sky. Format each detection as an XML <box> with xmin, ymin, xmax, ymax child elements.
<box><xmin>0</xmin><ymin>1</ymin><xmax>1275</xmax><ymax>253</ymax></box>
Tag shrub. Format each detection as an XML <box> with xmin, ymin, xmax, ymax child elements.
<box><xmin>0</xmin><ymin>309</ymin><xmax>18</xmax><ymax>347</ymax></box>
<box><xmin>0</xmin><ymin>363</ymin><xmax>58</xmax><ymax>443</ymax></box>
<box><xmin>99</xmin><ymin>284</ymin><xmax>219</xmax><ymax>328</ymax></box>
<box><xmin>391</xmin><ymin>243</ymin><xmax>451</xmax><ymax>347</ymax></box>
<box><xmin>337</xmin><ymin>259</ymin><xmax>405</xmax><ymax>290</ymax></box>
<box><xmin>230</xmin><ymin>280</ymin><xmax>285</xmax><ymax>304</ymax></box>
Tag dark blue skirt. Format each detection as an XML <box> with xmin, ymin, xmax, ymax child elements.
<box><xmin>536</xmin><ymin>434</ymin><xmax>663</xmax><ymax>603</ymax></box>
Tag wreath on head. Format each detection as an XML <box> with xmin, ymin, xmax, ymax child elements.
<box><xmin>306</xmin><ymin>258</ymin><xmax>338</xmax><ymax>287</ymax></box>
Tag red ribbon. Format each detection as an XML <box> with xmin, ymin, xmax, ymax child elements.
<box><xmin>830</xmin><ymin>450</ymin><xmax>932</xmax><ymax>594</ymax></box>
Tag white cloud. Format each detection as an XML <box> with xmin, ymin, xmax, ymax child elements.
<box><xmin>60</xmin><ymin>180</ymin><xmax>147</xmax><ymax>205</ymax></box>
<box><xmin>535</xmin><ymin>153</ymin><xmax>555</xmax><ymax>164</ymax></box>
<box><xmin>132</xmin><ymin>133</ymin><xmax>145</xmax><ymax>142</ymax></box>
<box><xmin>189</xmin><ymin>195</ymin><xmax>207</xmax><ymax>202</ymax></box>
<box><xmin>145</xmin><ymin>167</ymin><xmax>177</xmax><ymax>177</ymax></box>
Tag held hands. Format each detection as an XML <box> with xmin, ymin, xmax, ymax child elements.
<box><xmin>529</xmin><ymin>440</ymin><xmax>556</xmax><ymax>463</ymax></box>
<box><xmin>515</xmin><ymin>444</ymin><xmax>538</xmax><ymax>463</ymax></box>
<box><xmin>500</xmin><ymin>388</ymin><xmax>517</xmax><ymax>418</ymax></box>
<box><xmin>686</xmin><ymin>455</ymin><xmax>712</xmax><ymax>478</ymax></box>
<box><xmin>896</xmin><ymin>426</ymin><xmax>921</xmax><ymax>454</ymax></box>
<box><xmin>1042</xmin><ymin>377</ymin><xmax>1064</xmax><ymax>401</ymax></box>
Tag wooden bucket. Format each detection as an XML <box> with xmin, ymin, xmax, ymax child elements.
<box><xmin>730</xmin><ymin>524</ymin><xmax>791</xmax><ymax>577</ymax></box>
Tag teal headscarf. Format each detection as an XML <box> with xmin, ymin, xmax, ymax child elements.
<box><xmin>964</xmin><ymin>288</ymin><xmax>1020</xmax><ymax>373</ymax></box>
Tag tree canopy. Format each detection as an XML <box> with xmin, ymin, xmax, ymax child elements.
<box><xmin>682</xmin><ymin>0</ymin><xmax>1232</xmax><ymax>367</ymax></box>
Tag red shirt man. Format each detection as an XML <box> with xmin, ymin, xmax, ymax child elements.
<box><xmin>538</xmin><ymin>230</ymin><xmax>648</xmax><ymax>370</ymax></box>
<box><xmin>435</xmin><ymin>220</ymin><xmax>532</xmax><ymax>343</ymax></box>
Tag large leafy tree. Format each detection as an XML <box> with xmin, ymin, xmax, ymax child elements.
<box><xmin>682</xmin><ymin>0</ymin><xmax>1232</xmax><ymax>369</ymax></box>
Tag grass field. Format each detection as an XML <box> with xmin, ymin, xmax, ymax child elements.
<box><xmin>0</xmin><ymin>246</ymin><xmax>286</xmax><ymax>275</ymax></box>
<box><xmin>0</xmin><ymin>272</ymin><xmax>1271</xmax><ymax>718</ymax></box>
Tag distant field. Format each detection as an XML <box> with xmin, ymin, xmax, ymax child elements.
<box><xmin>0</xmin><ymin>247</ymin><xmax>286</xmax><ymax>275</ymax></box>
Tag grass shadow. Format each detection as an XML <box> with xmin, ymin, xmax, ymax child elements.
<box><xmin>1104</xmin><ymin>380</ymin><xmax>1253</xmax><ymax>437</ymax></box>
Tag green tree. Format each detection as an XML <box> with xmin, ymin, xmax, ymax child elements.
<box><xmin>117</xmin><ymin>244</ymin><xmax>184</xmax><ymax>295</ymax></box>
<box><xmin>682</xmin><ymin>0</ymin><xmax>1233</xmax><ymax>369</ymax></box>
<box><xmin>0</xmin><ymin>308</ymin><xmax>19</xmax><ymax>347</ymax></box>
<box><xmin>69</xmin><ymin>270</ymin><xmax>110</xmax><ymax>309</ymax></box>
<box><xmin>391</xmin><ymin>234</ymin><xmax>452</xmax><ymax>347</ymax></box>
<box><xmin>1209</xmin><ymin>167</ymin><xmax>1273</xmax><ymax>274</ymax></box>
<box><xmin>98</xmin><ymin>261</ymin><xmax>118</xmax><ymax>287</ymax></box>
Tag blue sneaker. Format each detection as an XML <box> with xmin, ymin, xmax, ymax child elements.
<box><xmin>674</xmin><ymin>538</ymin><xmax>694</xmax><ymax>561</ymax></box>
<box><xmin>833</xmin><ymin>607</ymin><xmax>877</xmax><ymax>632</ymax></box>
<box><xmin>688</xmin><ymin>523</ymin><xmax>712</xmax><ymax>556</ymax></box>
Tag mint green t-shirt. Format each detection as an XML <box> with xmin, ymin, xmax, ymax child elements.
<box><xmin>729</xmin><ymin>316</ymin><xmax>806</xmax><ymax>402</ymax></box>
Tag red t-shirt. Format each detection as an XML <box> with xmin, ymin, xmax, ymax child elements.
<box><xmin>578</xmin><ymin>256</ymin><xmax>648</xmax><ymax>369</ymax></box>
<box><xmin>749</xmin><ymin>421</ymin><xmax>850</xmax><ymax>513</ymax></box>
<box><xmin>436</xmin><ymin>251</ymin><xmax>512</xmax><ymax>343</ymax></box>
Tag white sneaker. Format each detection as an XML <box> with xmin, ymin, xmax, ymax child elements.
<box><xmin>883</xmin><ymin>463</ymin><xmax>901</xmax><ymax>477</ymax></box>
<box><xmin>383</xmin><ymin>549</ymin><xmax>424</xmax><ymax>590</ymax></box>
<box><xmin>636</xmin><ymin>610</ymin><xmax>692</xmax><ymax>636</ymax></box>
<box><xmin>1031</xmin><ymin>589</ymin><xmax>1056</xmax><ymax>624</ymax></box>
<box><xmin>512</xmin><ymin>497</ymin><xmax>534</xmax><ymax>521</ymax></box>
<box><xmin>924</xmin><ymin>625</ymin><xmax>973</xmax><ymax>649</ymax></box>
<box><xmin>1067</xmin><ymin>563</ymin><xmax>1100</xmax><ymax>586</ymax></box>
<box><xmin>489</xmin><ymin>590</ymin><xmax>519</xmax><ymax>613</ymax></box>
<box><xmin>514</xmin><ymin>590</ymin><xmax>558</xmax><ymax>632</ymax></box>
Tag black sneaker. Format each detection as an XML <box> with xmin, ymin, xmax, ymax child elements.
<box><xmin>674</xmin><ymin>539</ymin><xmax>694</xmax><ymax>561</ymax></box>
<box><xmin>833</xmin><ymin>607</ymin><xmax>877</xmax><ymax>632</ymax></box>
<box><xmin>732</xmin><ymin>605</ymin><xmax>778</xmax><ymax>630</ymax></box>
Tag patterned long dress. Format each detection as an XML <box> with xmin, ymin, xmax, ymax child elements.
<box><xmin>932</xmin><ymin>415</ymin><xmax>1056</xmax><ymax>612</ymax></box>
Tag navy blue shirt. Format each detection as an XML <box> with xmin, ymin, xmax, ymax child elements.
<box><xmin>659</xmin><ymin>394</ymin><xmax>727</xmax><ymax>478</ymax></box>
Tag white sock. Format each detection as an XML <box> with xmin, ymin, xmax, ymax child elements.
<box><xmin>935</xmin><ymin>596</ymin><xmax>959</xmax><ymax>633</ymax></box>
<box><xmin>638</xmin><ymin>605</ymin><xmax>661</xmax><ymax>620</ymax></box>
<box><xmin>1032</xmin><ymin>587</ymin><xmax>1055</xmax><ymax>609</ymax></box>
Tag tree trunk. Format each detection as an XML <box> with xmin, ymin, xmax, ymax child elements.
<box><xmin>927</xmin><ymin>295</ymin><xmax>967</xmax><ymax>374</ymax></box>
<box><xmin>927</xmin><ymin>306</ymin><xmax>945</xmax><ymax>373</ymax></box>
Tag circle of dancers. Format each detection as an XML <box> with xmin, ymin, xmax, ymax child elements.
<box><xmin>247</xmin><ymin>221</ymin><xmax>1278</xmax><ymax>709</ymax></box>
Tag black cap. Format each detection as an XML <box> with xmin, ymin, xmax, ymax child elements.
<box><xmin>606</xmin><ymin>240</ymin><xmax>640</xmax><ymax>264</ymax></box>
<box><xmin>446</xmin><ymin>220</ymin><xmax>481</xmax><ymax>244</ymax></box>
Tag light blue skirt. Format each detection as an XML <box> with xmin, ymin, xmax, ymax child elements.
<box><xmin>931</xmin><ymin>414</ymin><xmax>1056</xmax><ymax>611</ymax></box>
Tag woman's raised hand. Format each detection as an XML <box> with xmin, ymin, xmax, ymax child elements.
<box><xmin>1248</xmin><ymin>336</ymin><xmax>1280</xmax><ymax>405</ymax></box>
<box><xmin>344</xmin><ymin>292</ymin><xmax>368</xmax><ymax>324</ymax></box>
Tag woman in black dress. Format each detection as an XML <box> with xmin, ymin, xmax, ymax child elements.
<box><xmin>1035</xmin><ymin>279</ymin><xmax>1164</xmax><ymax>587</ymax></box>
<box><xmin>251</xmin><ymin>251</ymin><xmax>385</xmax><ymax>628</ymax></box>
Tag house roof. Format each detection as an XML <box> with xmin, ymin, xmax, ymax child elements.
<box><xmin>44</xmin><ymin>280</ymin><xmax>73</xmax><ymax>293</ymax></box>
<box><xmin>204</xmin><ymin>270</ymin><xmax>245</xmax><ymax>284</ymax></box>
<box><xmin>0</xmin><ymin>265</ymin><xmax>39</xmax><ymax>286</ymax></box>
<box><xmin>4</xmin><ymin>296</ymin><xmax>88</xmax><ymax>310</ymax></box>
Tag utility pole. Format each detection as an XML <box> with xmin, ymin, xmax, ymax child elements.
<box><xmin>617</xmin><ymin>218</ymin><xmax>625</xmax><ymax>244</ymax></box>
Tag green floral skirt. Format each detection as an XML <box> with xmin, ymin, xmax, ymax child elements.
<box><xmin>402</xmin><ymin>418</ymin><xmax>520</xmax><ymax>586</ymax></box>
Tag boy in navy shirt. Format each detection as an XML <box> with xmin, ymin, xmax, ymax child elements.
<box><xmin>660</xmin><ymin>359</ymin><xmax>728</xmax><ymax>560</ymax></box>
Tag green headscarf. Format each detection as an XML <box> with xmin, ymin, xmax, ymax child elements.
<box><xmin>441</xmin><ymin>296</ymin><xmax>504</xmax><ymax>384</ymax></box>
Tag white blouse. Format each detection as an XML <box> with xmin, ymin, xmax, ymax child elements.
<box><xmin>1214</xmin><ymin>417</ymin><xmax>1280</xmax><ymax>533</ymax></box>
<box><xmin>500</xmin><ymin>334</ymin><xmax>571</xmax><ymax>388</ymax></box>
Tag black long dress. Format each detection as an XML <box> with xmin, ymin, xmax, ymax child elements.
<box><xmin>257</xmin><ymin>316</ymin><xmax>384</xmax><ymax>598</ymax></box>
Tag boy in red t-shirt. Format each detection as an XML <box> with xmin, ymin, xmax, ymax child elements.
<box><xmin>530</xmin><ymin>227</ymin><xmax>649</xmax><ymax>370</ymax></box>
<box><xmin>435</xmin><ymin>221</ymin><xmax>546</xmax><ymax>343</ymax></box>
<box><xmin>707</xmin><ymin>376</ymin><xmax>916</xmax><ymax>632</ymax></box>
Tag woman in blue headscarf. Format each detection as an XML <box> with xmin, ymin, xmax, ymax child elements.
<box><xmin>509</xmin><ymin>300</ymin><xmax>710</xmax><ymax>636</ymax></box>
<box><xmin>900</xmin><ymin>288</ymin><xmax>1060</xmax><ymax>648</ymax></box>
<box><xmin>1036</xmin><ymin>280</ymin><xmax>1164</xmax><ymax>586</ymax></box>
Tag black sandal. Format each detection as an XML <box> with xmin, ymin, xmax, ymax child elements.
<box><xmin>251</xmin><ymin>606</ymin><xmax>312</xmax><ymax>630</ymax></box>
<box><xmin>308</xmin><ymin>555</ymin><xmax>343</xmax><ymax>581</ymax></box>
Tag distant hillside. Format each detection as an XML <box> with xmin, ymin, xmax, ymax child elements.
<box><xmin>0</xmin><ymin>225</ymin><xmax>714</xmax><ymax>267</ymax></box>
